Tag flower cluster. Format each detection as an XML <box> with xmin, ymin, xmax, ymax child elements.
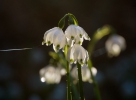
<box><xmin>42</xmin><ymin>14</ymin><xmax>90</xmax><ymax>65</ymax></box>
<box><xmin>39</xmin><ymin>65</ymin><xmax>66</xmax><ymax>84</ymax></box>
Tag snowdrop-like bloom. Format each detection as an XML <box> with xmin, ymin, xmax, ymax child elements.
<box><xmin>65</xmin><ymin>25</ymin><xmax>90</xmax><ymax>45</ymax></box>
<box><xmin>67</xmin><ymin>44</ymin><xmax>89</xmax><ymax>65</ymax></box>
<box><xmin>71</xmin><ymin>65</ymin><xmax>97</xmax><ymax>82</ymax></box>
<box><xmin>42</xmin><ymin>27</ymin><xmax>67</xmax><ymax>52</ymax></box>
<box><xmin>39</xmin><ymin>65</ymin><xmax>61</xmax><ymax>84</ymax></box>
<box><xmin>105</xmin><ymin>34</ymin><xmax>126</xmax><ymax>57</ymax></box>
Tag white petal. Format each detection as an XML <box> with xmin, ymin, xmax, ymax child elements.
<box><xmin>44</xmin><ymin>27</ymin><xmax>59</xmax><ymax>45</ymax></box>
<box><xmin>77</xmin><ymin>26</ymin><xmax>90</xmax><ymax>40</ymax></box>
<box><xmin>67</xmin><ymin>43</ymin><xmax>89</xmax><ymax>65</ymax></box>
<box><xmin>53</xmin><ymin>29</ymin><xmax>67</xmax><ymax>51</ymax></box>
<box><xmin>67</xmin><ymin>47</ymin><xmax>75</xmax><ymax>63</ymax></box>
<box><xmin>65</xmin><ymin>25</ymin><xmax>90</xmax><ymax>47</ymax></box>
<box><xmin>73</xmin><ymin>44</ymin><xmax>86</xmax><ymax>64</ymax></box>
<box><xmin>65</xmin><ymin>25</ymin><xmax>78</xmax><ymax>40</ymax></box>
<box><xmin>67</xmin><ymin>44</ymin><xmax>88</xmax><ymax>65</ymax></box>
<box><xmin>53</xmin><ymin>44</ymin><xmax>58</xmax><ymax>52</ymax></box>
<box><xmin>85</xmin><ymin>50</ymin><xmax>89</xmax><ymax>63</ymax></box>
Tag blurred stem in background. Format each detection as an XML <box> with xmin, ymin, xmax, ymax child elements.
<box><xmin>87</xmin><ymin>25</ymin><xmax>111</xmax><ymax>56</ymax></box>
<box><xmin>88</xmin><ymin>60</ymin><xmax>101</xmax><ymax>100</ymax></box>
<box><xmin>87</xmin><ymin>25</ymin><xmax>112</xmax><ymax>100</ymax></box>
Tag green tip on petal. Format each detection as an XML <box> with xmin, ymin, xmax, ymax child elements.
<box><xmin>80</xmin><ymin>34</ymin><xmax>82</xmax><ymax>38</ymax></box>
<box><xmin>78</xmin><ymin>41</ymin><xmax>81</xmax><ymax>45</ymax></box>
<box><xmin>79</xmin><ymin>59</ymin><xmax>84</xmax><ymax>65</ymax></box>
<box><xmin>48</xmin><ymin>41</ymin><xmax>51</xmax><ymax>44</ymax></box>
<box><xmin>56</xmin><ymin>44</ymin><xmax>60</xmax><ymax>48</ymax></box>
<box><xmin>67</xmin><ymin>45</ymin><xmax>70</xmax><ymax>48</ymax></box>
<box><xmin>46</xmin><ymin>41</ymin><xmax>51</xmax><ymax>46</ymax></box>
<box><xmin>71</xmin><ymin>36</ymin><xmax>74</xmax><ymax>40</ymax></box>
<box><xmin>70</xmin><ymin>59</ymin><xmax>74</xmax><ymax>63</ymax></box>
<box><xmin>54</xmin><ymin>44</ymin><xmax>60</xmax><ymax>52</ymax></box>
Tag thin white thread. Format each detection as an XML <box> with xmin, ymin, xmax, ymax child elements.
<box><xmin>0</xmin><ymin>48</ymin><xmax>32</xmax><ymax>51</ymax></box>
<box><xmin>0</xmin><ymin>44</ymin><xmax>42</xmax><ymax>52</ymax></box>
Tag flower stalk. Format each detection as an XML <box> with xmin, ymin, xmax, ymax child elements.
<box><xmin>77</xmin><ymin>63</ymin><xmax>85</xmax><ymax>100</ymax></box>
<box><xmin>87</xmin><ymin>25</ymin><xmax>111</xmax><ymax>56</ymax></box>
<box><xmin>58</xmin><ymin>14</ymin><xmax>68</xmax><ymax>29</ymax></box>
<box><xmin>70</xmin><ymin>75</ymin><xmax>80</xmax><ymax>100</ymax></box>
<box><xmin>64</xmin><ymin>45</ymin><xmax>72</xmax><ymax>100</ymax></box>
<box><xmin>68</xmin><ymin>13</ymin><xmax>78</xmax><ymax>25</ymax></box>
<box><xmin>66</xmin><ymin>61</ymin><xmax>72</xmax><ymax>100</ymax></box>
<box><xmin>87</xmin><ymin>25</ymin><xmax>112</xmax><ymax>100</ymax></box>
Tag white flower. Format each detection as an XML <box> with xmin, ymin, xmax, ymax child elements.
<box><xmin>42</xmin><ymin>27</ymin><xmax>67</xmax><ymax>52</ymax></box>
<box><xmin>71</xmin><ymin>65</ymin><xmax>97</xmax><ymax>82</ymax></box>
<box><xmin>67</xmin><ymin>44</ymin><xmax>89</xmax><ymax>65</ymax></box>
<box><xmin>105</xmin><ymin>34</ymin><xmax>126</xmax><ymax>57</ymax></box>
<box><xmin>65</xmin><ymin>25</ymin><xmax>90</xmax><ymax>45</ymax></box>
<box><xmin>39</xmin><ymin>65</ymin><xmax>61</xmax><ymax>84</ymax></box>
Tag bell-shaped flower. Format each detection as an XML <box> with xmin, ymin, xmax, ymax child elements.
<box><xmin>65</xmin><ymin>25</ymin><xmax>90</xmax><ymax>45</ymax></box>
<box><xmin>105</xmin><ymin>34</ymin><xmax>126</xmax><ymax>57</ymax></box>
<box><xmin>67</xmin><ymin>44</ymin><xmax>89</xmax><ymax>65</ymax></box>
<box><xmin>71</xmin><ymin>65</ymin><xmax>97</xmax><ymax>83</ymax></box>
<box><xmin>39</xmin><ymin>65</ymin><xmax>61</xmax><ymax>84</ymax></box>
<box><xmin>42</xmin><ymin>27</ymin><xmax>67</xmax><ymax>52</ymax></box>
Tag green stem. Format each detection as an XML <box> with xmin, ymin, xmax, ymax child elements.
<box><xmin>64</xmin><ymin>45</ymin><xmax>72</xmax><ymax>100</ymax></box>
<box><xmin>58</xmin><ymin>52</ymin><xmax>79</xmax><ymax>100</ymax></box>
<box><xmin>68</xmin><ymin>13</ymin><xmax>79</xmax><ymax>26</ymax></box>
<box><xmin>87</xmin><ymin>25</ymin><xmax>111</xmax><ymax>56</ymax></box>
<box><xmin>87</xmin><ymin>25</ymin><xmax>112</xmax><ymax>100</ymax></box>
<box><xmin>58</xmin><ymin>14</ymin><xmax>68</xmax><ymax>29</ymax></box>
<box><xmin>66</xmin><ymin>62</ymin><xmax>72</xmax><ymax>100</ymax></box>
<box><xmin>77</xmin><ymin>63</ymin><xmax>84</xmax><ymax>100</ymax></box>
<box><xmin>70</xmin><ymin>74</ymin><xmax>80</xmax><ymax>100</ymax></box>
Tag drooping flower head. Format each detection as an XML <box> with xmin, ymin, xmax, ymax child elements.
<box><xmin>42</xmin><ymin>27</ymin><xmax>67</xmax><ymax>52</ymax></box>
<box><xmin>67</xmin><ymin>44</ymin><xmax>89</xmax><ymax>65</ymax></box>
<box><xmin>65</xmin><ymin>25</ymin><xmax>90</xmax><ymax>46</ymax></box>
<box><xmin>105</xmin><ymin>34</ymin><xmax>126</xmax><ymax>57</ymax></box>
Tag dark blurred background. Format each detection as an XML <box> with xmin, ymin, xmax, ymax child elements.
<box><xmin>0</xmin><ymin>0</ymin><xmax>136</xmax><ymax>100</ymax></box>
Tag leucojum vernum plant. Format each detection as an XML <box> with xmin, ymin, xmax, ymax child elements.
<box><xmin>40</xmin><ymin>13</ymin><xmax>126</xmax><ymax>100</ymax></box>
<box><xmin>42</xmin><ymin>13</ymin><xmax>90</xmax><ymax>100</ymax></box>
<box><xmin>0</xmin><ymin>13</ymin><xmax>126</xmax><ymax>100</ymax></box>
